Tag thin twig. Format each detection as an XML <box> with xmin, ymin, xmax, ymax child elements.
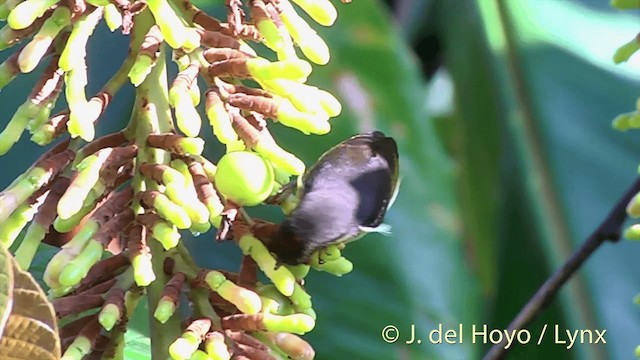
<box><xmin>484</xmin><ymin>177</ymin><xmax>640</xmax><ymax>360</ymax></box>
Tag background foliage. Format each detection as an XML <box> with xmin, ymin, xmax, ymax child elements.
<box><xmin>1</xmin><ymin>0</ymin><xmax>639</xmax><ymax>359</ymax></box>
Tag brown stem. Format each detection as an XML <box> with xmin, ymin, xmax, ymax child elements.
<box><xmin>483</xmin><ymin>177</ymin><xmax>640</xmax><ymax>359</ymax></box>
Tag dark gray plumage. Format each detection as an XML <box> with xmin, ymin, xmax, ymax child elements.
<box><xmin>265</xmin><ymin>131</ymin><xmax>400</xmax><ymax>264</ymax></box>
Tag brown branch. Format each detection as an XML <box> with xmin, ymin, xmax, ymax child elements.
<box><xmin>484</xmin><ymin>177</ymin><xmax>640</xmax><ymax>359</ymax></box>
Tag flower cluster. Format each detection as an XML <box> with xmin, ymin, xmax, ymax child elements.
<box><xmin>0</xmin><ymin>0</ymin><xmax>354</xmax><ymax>358</ymax></box>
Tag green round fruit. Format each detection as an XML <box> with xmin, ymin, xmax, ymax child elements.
<box><xmin>214</xmin><ymin>151</ymin><xmax>275</xmax><ymax>206</ymax></box>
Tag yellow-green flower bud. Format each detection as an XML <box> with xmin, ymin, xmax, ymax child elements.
<box><xmin>146</xmin><ymin>0</ymin><xmax>188</xmax><ymax>49</ymax></box>
<box><xmin>58</xmin><ymin>240</ymin><xmax>104</xmax><ymax>286</ymax></box>
<box><xmin>44</xmin><ymin>250</ymin><xmax>74</xmax><ymax>288</ymax></box>
<box><xmin>247</xmin><ymin>58</ymin><xmax>312</xmax><ymax>81</ymax></box>
<box><xmin>169</xmin><ymin>332</ymin><xmax>201</xmax><ymax>360</ymax></box>
<box><xmin>214</xmin><ymin>151</ymin><xmax>275</xmax><ymax>206</ymax></box>
<box><xmin>311</xmin><ymin>256</ymin><xmax>353</xmax><ymax>276</ymax></box>
<box><xmin>254</xmin><ymin>139</ymin><xmax>306</xmax><ymax>176</ymax></box>
<box><xmin>285</xmin><ymin>264</ymin><xmax>310</xmax><ymax>281</ymax></box>
<box><xmin>205</xmin><ymin>271</ymin><xmax>262</xmax><ymax>314</ymax></box>
<box><xmin>262</xmin><ymin>313</ymin><xmax>315</xmax><ymax>335</ymax></box>
<box><xmin>238</xmin><ymin>234</ymin><xmax>296</xmax><ymax>296</ymax></box>
<box><xmin>53</xmin><ymin>203</ymin><xmax>93</xmax><ymax>233</ymax></box>
<box><xmin>624</xmin><ymin>224</ymin><xmax>640</xmax><ymax>240</ymax></box>
<box><xmin>59</xmin><ymin>8</ymin><xmax>102</xmax><ymax>71</ymax></box>
<box><xmin>317</xmin><ymin>89</ymin><xmax>342</xmax><ymax>117</ymax></box>
<box><xmin>291</xmin><ymin>0</ymin><xmax>337</xmax><ymax>26</ymax></box>
<box><xmin>7</xmin><ymin>0</ymin><xmax>59</xmax><ymax>30</ymax></box>
<box><xmin>61</xmin><ymin>335</ymin><xmax>91</xmax><ymax>360</ymax></box>
<box><xmin>14</xmin><ymin>222</ymin><xmax>46</xmax><ymax>270</ymax></box>
<box><xmin>151</xmin><ymin>221</ymin><xmax>181</xmax><ymax>250</ymax></box>
<box><xmin>204</xmin><ymin>332</ymin><xmax>230</xmax><ymax>360</ymax></box>
<box><xmin>612</xmin><ymin>112</ymin><xmax>640</xmax><ymax>130</ymax></box>
<box><xmin>257</xmin><ymin>284</ymin><xmax>295</xmax><ymax>315</ymax></box>
<box><xmin>256</xmin><ymin>16</ymin><xmax>284</xmax><ymax>52</ymax></box>
<box><xmin>205</xmin><ymin>89</ymin><xmax>238</xmax><ymax>144</ymax></box>
<box><xmin>627</xmin><ymin>192</ymin><xmax>640</xmax><ymax>218</ymax></box>
<box><xmin>19</xmin><ymin>6</ymin><xmax>70</xmax><ymax>73</ymax></box>
<box><xmin>613</xmin><ymin>34</ymin><xmax>640</xmax><ymax>64</ymax></box>
<box><xmin>58</xmin><ymin>150</ymin><xmax>111</xmax><ymax>219</ymax></box>
<box><xmin>190</xmin><ymin>220</ymin><xmax>211</xmax><ymax>235</ymax></box>
<box><xmin>226</xmin><ymin>139</ymin><xmax>246</xmax><ymax>153</ymax></box>
<box><xmin>190</xmin><ymin>350</ymin><xmax>211</xmax><ymax>360</ymax></box>
<box><xmin>147</xmin><ymin>192</ymin><xmax>192</xmax><ymax>229</ymax></box>
<box><xmin>173</xmin><ymin>91</ymin><xmax>202</xmax><ymax>137</ymax></box>
<box><xmin>289</xmin><ymin>282</ymin><xmax>312</xmax><ymax>311</ymax></box>
<box><xmin>278</xmin><ymin>1</ymin><xmax>330</xmax><ymax>65</ymax></box>
<box><xmin>0</xmin><ymin>102</ymin><xmax>32</xmax><ymax>155</ymax></box>
<box><xmin>0</xmin><ymin>202</ymin><xmax>38</xmax><ymax>248</ymax></box>
<box><xmin>129</xmin><ymin>55</ymin><xmax>155</xmax><ymax>87</ymax></box>
<box><xmin>103</xmin><ymin>3</ymin><xmax>122</xmax><ymax>32</ymax></box>
<box><xmin>277</xmin><ymin>98</ymin><xmax>330</xmax><ymax>135</ymax></box>
<box><xmin>132</xmin><ymin>253</ymin><xmax>156</xmax><ymax>286</ymax></box>
<box><xmin>154</xmin><ymin>298</ymin><xmax>177</xmax><ymax>324</ymax></box>
<box><xmin>99</xmin><ymin>303</ymin><xmax>121</xmax><ymax>331</ymax></box>
<box><xmin>611</xmin><ymin>0</ymin><xmax>640</xmax><ymax>9</ymax></box>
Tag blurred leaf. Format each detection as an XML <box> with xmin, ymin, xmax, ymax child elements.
<box><xmin>438</xmin><ymin>0</ymin><xmax>640</xmax><ymax>358</ymax></box>
<box><xmin>0</xmin><ymin>245</ymin><xmax>60</xmax><ymax>360</ymax></box>
<box><xmin>124</xmin><ymin>296</ymin><xmax>151</xmax><ymax>360</ymax></box>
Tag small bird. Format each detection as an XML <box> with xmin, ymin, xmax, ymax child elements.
<box><xmin>263</xmin><ymin>131</ymin><xmax>400</xmax><ymax>265</ymax></box>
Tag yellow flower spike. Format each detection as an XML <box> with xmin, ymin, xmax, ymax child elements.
<box><xmin>7</xmin><ymin>0</ymin><xmax>59</xmax><ymax>30</ymax></box>
<box><xmin>291</xmin><ymin>0</ymin><xmax>338</xmax><ymax>26</ymax></box>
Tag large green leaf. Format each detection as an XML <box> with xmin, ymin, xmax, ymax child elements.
<box><xmin>438</xmin><ymin>0</ymin><xmax>640</xmax><ymax>358</ymax></box>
